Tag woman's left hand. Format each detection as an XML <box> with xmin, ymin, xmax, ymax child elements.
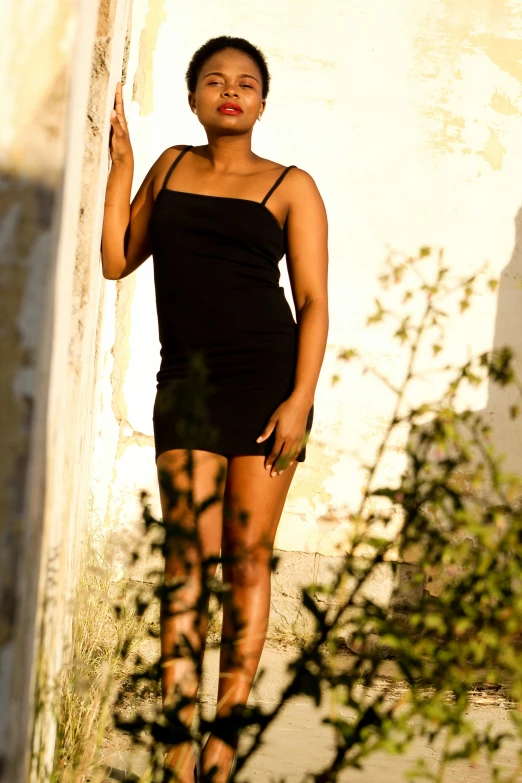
<box><xmin>256</xmin><ymin>395</ymin><xmax>311</xmax><ymax>477</ymax></box>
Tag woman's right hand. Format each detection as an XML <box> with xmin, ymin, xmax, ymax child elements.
<box><xmin>109</xmin><ymin>81</ymin><xmax>133</xmax><ymax>164</ymax></box>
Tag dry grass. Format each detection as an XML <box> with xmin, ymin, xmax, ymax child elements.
<box><xmin>51</xmin><ymin>529</ymin><xmax>155</xmax><ymax>783</ymax></box>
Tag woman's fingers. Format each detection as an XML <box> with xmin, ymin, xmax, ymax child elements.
<box><xmin>257</xmin><ymin>417</ymin><xmax>277</xmax><ymax>444</ymax></box>
<box><xmin>267</xmin><ymin>437</ymin><xmax>301</xmax><ymax>476</ymax></box>
<box><xmin>273</xmin><ymin>442</ymin><xmax>299</xmax><ymax>475</ymax></box>
<box><xmin>258</xmin><ymin>417</ymin><xmax>282</xmax><ymax>475</ymax></box>
<box><xmin>112</xmin><ymin>82</ymin><xmax>124</xmax><ymax>121</ymax></box>
<box><xmin>266</xmin><ymin>438</ymin><xmax>284</xmax><ymax>476</ymax></box>
<box><xmin>112</xmin><ymin>81</ymin><xmax>128</xmax><ymax>131</ymax></box>
<box><xmin>109</xmin><ymin>81</ymin><xmax>133</xmax><ymax>163</ymax></box>
<box><xmin>263</xmin><ymin>433</ymin><xmax>305</xmax><ymax>476</ymax></box>
<box><xmin>110</xmin><ymin>109</ymin><xmax>126</xmax><ymax>136</ymax></box>
<box><xmin>258</xmin><ymin>406</ymin><xmax>307</xmax><ymax>476</ymax></box>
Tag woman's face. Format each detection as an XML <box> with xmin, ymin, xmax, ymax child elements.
<box><xmin>189</xmin><ymin>47</ymin><xmax>265</xmax><ymax>133</ymax></box>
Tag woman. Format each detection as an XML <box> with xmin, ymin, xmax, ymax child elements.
<box><xmin>102</xmin><ymin>35</ymin><xmax>328</xmax><ymax>783</ymax></box>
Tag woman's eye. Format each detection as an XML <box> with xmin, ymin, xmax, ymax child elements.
<box><xmin>241</xmin><ymin>84</ymin><xmax>253</xmax><ymax>89</ymax></box>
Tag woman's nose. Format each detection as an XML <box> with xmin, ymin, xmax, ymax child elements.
<box><xmin>223</xmin><ymin>84</ymin><xmax>239</xmax><ymax>98</ymax></box>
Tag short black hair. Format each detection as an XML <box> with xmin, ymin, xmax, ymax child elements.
<box><xmin>185</xmin><ymin>36</ymin><xmax>270</xmax><ymax>99</ymax></box>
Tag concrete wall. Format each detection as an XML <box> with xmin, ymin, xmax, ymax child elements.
<box><xmin>0</xmin><ymin>1</ymin><xmax>98</xmax><ymax>779</ymax></box>
<box><xmin>0</xmin><ymin>0</ymin><xmax>136</xmax><ymax>780</ymax></box>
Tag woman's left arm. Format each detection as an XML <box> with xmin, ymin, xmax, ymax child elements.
<box><xmin>257</xmin><ymin>168</ymin><xmax>329</xmax><ymax>475</ymax></box>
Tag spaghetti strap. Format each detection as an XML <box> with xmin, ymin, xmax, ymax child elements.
<box><xmin>261</xmin><ymin>165</ymin><xmax>296</xmax><ymax>206</ymax></box>
<box><xmin>161</xmin><ymin>145</ymin><xmax>194</xmax><ymax>190</ymax></box>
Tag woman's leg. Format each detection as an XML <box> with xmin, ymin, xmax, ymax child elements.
<box><xmin>201</xmin><ymin>455</ymin><xmax>298</xmax><ymax>782</ymax></box>
<box><xmin>157</xmin><ymin>448</ymin><xmax>227</xmax><ymax>781</ymax></box>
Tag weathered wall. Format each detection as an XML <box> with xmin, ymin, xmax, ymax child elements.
<box><xmin>0</xmin><ymin>1</ymin><xmax>99</xmax><ymax>779</ymax></box>
<box><xmin>0</xmin><ymin>0</ymin><xmax>137</xmax><ymax>780</ymax></box>
<box><xmin>91</xmin><ymin>0</ymin><xmax>522</xmax><ymax>573</ymax></box>
<box><xmin>89</xmin><ymin>0</ymin><xmax>167</xmax><ymax>572</ymax></box>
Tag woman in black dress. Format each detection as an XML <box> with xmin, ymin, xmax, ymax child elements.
<box><xmin>103</xmin><ymin>36</ymin><xmax>328</xmax><ymax>783</ymax></box>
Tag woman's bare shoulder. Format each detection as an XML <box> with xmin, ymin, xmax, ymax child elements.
<box><xmin>256</xmin><ymin>156</ymin><xmax>318</xmax><ymax>190</ymax></box>
<box><xmin>150</xmin><ymin>145</ymin><xmax>191</xmax><ymax>194</ymax></box>
<box><xmin>278</xmin><ymin>164</ymin><xmax>321</xmax><ymax>203</ymax></box>
<box><xmin>284</xmin><ymin>167</ymin><xmax>326</xmax><ymax>219</ymax></box>
<box><xmin>155</xmin><ymin>144</ymin><xmax>191</xmax><ymax>167</ymax></box>
<box><xmin>255</xmin><ymin>154</ymin><xmax>290</xmax><ymax>175</ymax></box>
<box><xmin>257</xmin><ymin>153</ymin><xmax>315</xmax><ymax>180</ymax></box>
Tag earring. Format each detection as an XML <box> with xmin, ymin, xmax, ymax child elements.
<box><xmin>258</xmin><ymin>114</ymin><xmax>262</xmax><ymax>121</ymax></box>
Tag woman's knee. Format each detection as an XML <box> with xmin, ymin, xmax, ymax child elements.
<box><xmin>227</xmin><ymin>546</ymin><xmax>272</xmax><ymax>588</ymax></box>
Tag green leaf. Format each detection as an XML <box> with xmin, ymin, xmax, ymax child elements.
<box><xmin>338</xmin><ymin>348</ymin><xmax>358</xmax><ymax>361</ymax></box>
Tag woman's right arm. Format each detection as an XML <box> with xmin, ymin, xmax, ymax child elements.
<box><xmin>101</xmin><ymin>81</ymin><xmax>176</xmax><ymax>280</ymax></box>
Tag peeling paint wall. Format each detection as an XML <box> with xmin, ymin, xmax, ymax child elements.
<box><xmin>413</xmin><ymin>0</ymin><xmax>522</xmax><ymax>164</ymax></box>
<box><xmin>133</xmin><ymin>0</ymin><xmax>167</xmax><ymax>114</ymax></box>
<box><xmin>90</xmin><ymin>0</ymin><xmax>161</xmax><ymax>557</ymax></box>
<box><xmin>91</xmin><ymin>0</ymin><xmax>522</xmax><ymax>571</ymax></box>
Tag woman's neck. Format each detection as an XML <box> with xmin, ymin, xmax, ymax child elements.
<box><xmin>202</xmin><ymin>134</ymin><xmax>257</xmax><ymax>172</ymax></box>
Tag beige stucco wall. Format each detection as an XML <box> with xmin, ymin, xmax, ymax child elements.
<box><xmin>92</xmin><ymin>0</ymin><xmax>522</xmax><ymax>563</ymax></box>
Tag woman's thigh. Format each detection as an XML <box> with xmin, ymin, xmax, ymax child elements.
<box><xmin>156</xmin><ymin>449</ymin><xmax>227</xmax><ymax>566</ymax></box>
<box><xmin>222</xmin><ymin>455</ymin><xmax>298</xmax><ymax>562</ymax></box>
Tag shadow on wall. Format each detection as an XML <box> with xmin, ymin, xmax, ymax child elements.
<box><xmin>485</xmin><ymin>203</ymin><xmax>522</xmax><ymax>474</ymax></box>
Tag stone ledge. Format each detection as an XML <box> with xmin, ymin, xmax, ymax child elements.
<box><xmin>268</xmin><ymin>549</ymin><xmax>425</xmax><ymax>641</ymax></box>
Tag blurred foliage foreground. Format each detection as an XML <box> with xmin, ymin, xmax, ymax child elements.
<box><xmin>53</xmin><ymin>248</ymin><xmax>522</xmax><ymax>783</ymax></box>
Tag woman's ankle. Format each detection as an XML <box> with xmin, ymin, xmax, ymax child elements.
<box><xmin>164</xmin><ymin>740</ymin><xmax>197</xmax><ymax>776</ymax></box>
<box><xmin>200</xmin><ymin>737</ymin><xmax>237</xmax><ymax>783</ymax></box>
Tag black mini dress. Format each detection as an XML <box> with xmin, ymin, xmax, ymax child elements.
<box><xmin>149</xmin><ymin>145</ymin><xmax>314</xmax><ymax>462</ymax></box>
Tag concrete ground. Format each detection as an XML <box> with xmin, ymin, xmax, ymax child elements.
<box><xmin>102</xmin><ymin>644</ymin><xmax>520</xmax><ymax>782</ymax></box>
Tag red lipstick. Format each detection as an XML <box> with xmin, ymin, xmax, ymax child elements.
<box><xmin>218</xmin><ymin>102</ymin><xmax>242</xmax><ymax>115</ymax></box>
